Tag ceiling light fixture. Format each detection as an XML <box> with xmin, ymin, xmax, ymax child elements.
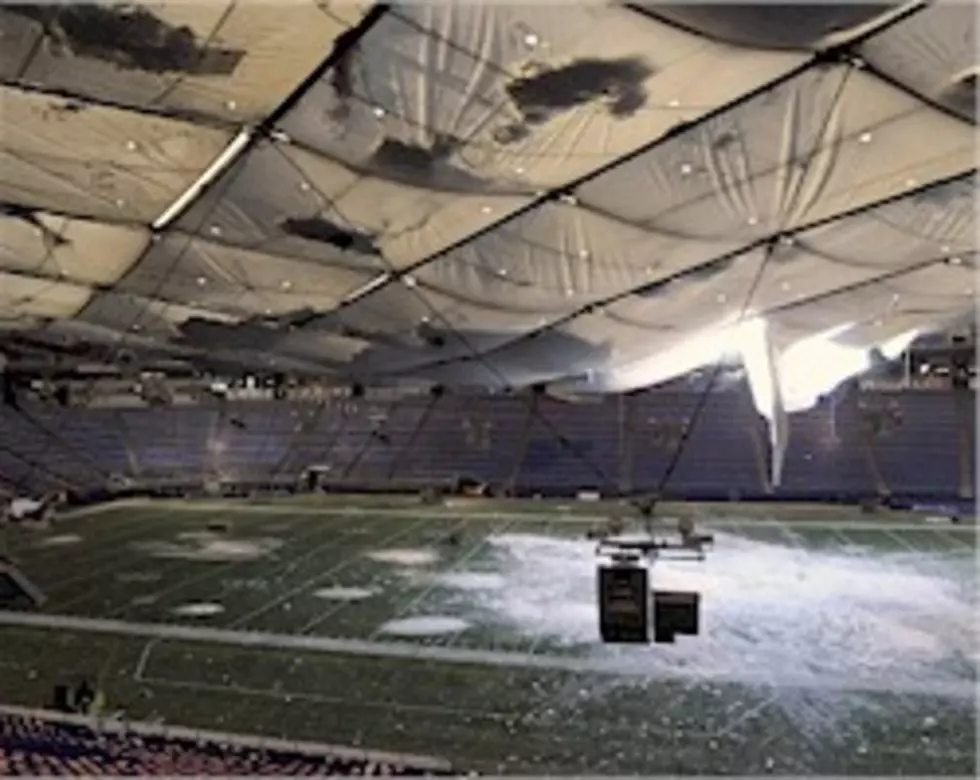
<box><xmin>668</xmin><ymin>99</ymin><xmax>680</xmax><ymax>108</ymax></box>
<box><xmin>858</xmin><ymin>131</ymin><xmax>873</xmax><ymax>144</ymax></box>
<box><xmin>680</xmin><ymin>163</ymin><xmax>693</xmax><ymax>176</ymax></box>
<box><xmin>372</xmin><ymin>106</ymin><xmax>386</xmax><ymax>119</ymax></box>
<box><xmin>403</xmin><ymin>275</ymin><xmax>417</xmax><ymax>288</ymax></box>
<box><xmin>523</xmin><ymin>32</ymin><xmax>540</xmax><ymax>48</ymax></box>
<box><xmin>281</xmin><ymin>280</ymin><xmax>293</xmax><ymax>291</ymax></box>
<box><xmin>152</xmin><ymin>128</ymin><xmax>251</xmax><ymax>231</ymax></box>
<box><xmin>197</xmin><ymin>276</ymin><xmax>207</xmax><ymax>286</ymax></box>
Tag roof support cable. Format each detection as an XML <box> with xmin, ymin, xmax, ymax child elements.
<box><xmin>386</xmin><ymin>388</ymin><xmax>444</xmax><ymax>483</ymax></box>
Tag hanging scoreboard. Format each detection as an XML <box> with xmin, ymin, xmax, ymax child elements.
<box><xmin>597</xmin><ymin>561</ymin><xmax>650</xmax><ymax>643</ymax></box>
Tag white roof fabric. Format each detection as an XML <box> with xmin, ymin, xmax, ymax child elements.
<box><xmin>0</xmin><ymin>0</ymin><xmax>975</xmax><ymax>397</ymax></box>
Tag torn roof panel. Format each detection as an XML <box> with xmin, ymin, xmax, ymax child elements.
<box><xmin>574</xmin><ymin>64</ymin><xmax>975</xmax><ymax>236</ymax></box>
<box><xmin>859</xmin><ymin>0</ymin><xmax>978</xmax><ymax>121</ymax></box>
<box><xmin>114</xmin><ymin>232</ymin><xmax>379</xmax><ymax>319</ymax></box>
<box><xmin>175</xmin><ymin>139</ymin><xmax>532</xmax><ymax>271</ymax></box>
<box><xmin>0</xmin><ymin>210</ymin><xmax>149</xmax><ymax>285</ymax></box>
<box><xmin>0</xmin><ymin>85</ymin><xmax>231</xmax><ymax>224</ymax></box>
<box><xmin>280</xmin><ymin>1</ymin><xmax>805</xmax><ymax>193</ymax></box>
<box><xmin>0</xmin><ymin>273</ymin><xmax>94</xmax><ymax>320</ymax></box>
<box><xmin>0</xmin><ymin>1</ymin><xmax>373</xmax><ymax>123</ymax></box>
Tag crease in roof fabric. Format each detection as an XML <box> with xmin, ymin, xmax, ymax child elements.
<box><xmin>0</xmin><ymin>1</ymin><xmax>975</xmax><ymax>427</ymax></box>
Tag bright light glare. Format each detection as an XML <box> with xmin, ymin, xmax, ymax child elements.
<box><xmin>777</xmin><ymin>324</ymin><xmax>869</xmax><ymax>412</ymax></box>
<box><xmin>879</xmin><ymin>329</ymin><xmax>919</xmax><ymax>361</ymax></box>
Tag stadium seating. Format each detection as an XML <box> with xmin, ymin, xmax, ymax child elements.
<box><xmin>0</xmin><ymin>713</ymin><xmax>449</xmax><ymax>776</ymax></box>
<box><xmin>0</xmin><ymin>384</ymin><xmax>972</xmax><ymax>503</ymax></box>
<box><xmin>866</xmin><ymin>391</ymin><xmax>963</xmax><ymax>499</ymax></box>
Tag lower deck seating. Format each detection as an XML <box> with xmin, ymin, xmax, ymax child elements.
<box><xmin>1</xmin><ymin>385</ymin><xmax>972</xmax><ymax>502</ymax></box>
<box><xmin>0</xmin><ymin>713</ymin><xmax>449</xmax><ymax>776</ymax></box>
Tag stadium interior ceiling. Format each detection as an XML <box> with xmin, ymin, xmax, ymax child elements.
<box><xmin>0</xmin><ymin>1</ymin><xmax>976</xmax><ymax>409</ymax></box>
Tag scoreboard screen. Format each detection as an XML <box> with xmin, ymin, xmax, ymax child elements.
<box><xmin>597</xmin><ymin>564</ymin><xmax>650</xmax><ymax>643</ymax></box>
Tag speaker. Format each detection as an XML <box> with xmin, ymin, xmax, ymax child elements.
<box><xmin>305</xmin><ymin>470</ymin><xmax>318</xmax><ymax>492</ymax></box>
<box><xmin>1</xmin><ymin>377</ymin><xmax>16</xmax><ymax>408</ymax></box>
<box><xmin>951</xmin><ymin>355</ymin><xmax>970</xmax><ymax>390</ymax></box>
<box><xmin>653</xmin><ymin>590</ymin><xmax>700</xmax><ymax>644</ymax></box>
<box><xmin>53</xmin><ymin>684</ymin><xmax>73</xmax><ymax>713</ymax></box>
<box><xmin>597</xmin><ymin>563</ymin><xmax>650</xmax><ymax>644</ymax></box>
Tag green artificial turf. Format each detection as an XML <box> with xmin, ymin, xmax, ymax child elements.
<box><xmin>0</xmin><ymin>498</ymin><xmax>975</xmax><ymax>775</ymax></box>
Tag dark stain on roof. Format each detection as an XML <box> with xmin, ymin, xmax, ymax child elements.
<box><xmin>505</xmin><ymin>57</ymin><xmax>652</xmax><ymax>120</ymax></box>
<box><xmin>8</xmin><ymin>4</ymin><xmax>243</xmax><ymax>75</ymax></box>
<box><xmin>279</xmin><ymin>216</ymin><xmax>380</xmax><ymax>256</ymax></box>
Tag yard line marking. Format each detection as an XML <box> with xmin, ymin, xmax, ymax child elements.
<box><xmin>1</xmin><ymin>611</ymin><xmax>972</xmax><ymax>702</ymax></box>
<box><xmin>94</xmin><ymin>512</ymin><xmax>374</xmax><ymax>620</ymax></box>
<box><xmin>713</xmin><ymin>693</ymin><xmax>778</xmax><ymax>738</ymax></box>
<box><xmin>6</xmin><ymin>505</ymin><xmax>188</xmax><ymax>568</ymax></box>
<box><xmin>826</xmin><ymin>526</ymin><xmax>864</xmax><ymax>550</ymax></box>
<box><xmin>44</xmin><ymin>510</ymin><xmax>317</xmax><ymax>612</ymax></box>
<box><xmin>773</xmin><ymin>524</ymin><xmax>808</xmax><ymax>550</ymax></box>
<box><xmin>360</xmin><ymin>515</ymin><xmax>516</xmax><ymax>641</ymax></box>
<box><xmin>41</xmin><ymin>509</ymin><xmax>267</xmax><ymax>606</ymax></box>
<box><xmin>936</xmin><ymin>529</ymin><xmax>974</xmax><ymax>550</ymax></box>
<box><xmin>883</xmin><ymin>529</ymin><xmax>919</xmax><ymax>553</ymax></box>
<box><xmin>34</xmin><ymin>504</ymin><xmax>308</xmax><ymax>590</ymax></box>
<box><xmin>36</xmin><ymin>509</ymin><xmax>255</xmax><ymax>597</ymax></box>
<box><xmin>133</xmin><ymin>639</ymin><xmax>158</xmax><ymax>681</ymax></box>
<box><xmin>227</xmin><ymin>515</ymin><xmax>440</xmax><ymax>630</ymax></box>
<box><xmin>139</xmin><ymin>674</ymin><xmax>512</xmax><ymax>722</ymax></box>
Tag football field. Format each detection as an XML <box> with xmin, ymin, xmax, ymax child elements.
<box><xmin>0</xmin><ymin>497</ymin><xmax>975</xmax><ymax>775</ymax></box>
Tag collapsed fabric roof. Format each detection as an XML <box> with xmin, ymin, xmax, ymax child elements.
<box><xmin>0</xmin><ymin>0</ymin><xmax>975</xmax><ymax>404</ymax></box>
